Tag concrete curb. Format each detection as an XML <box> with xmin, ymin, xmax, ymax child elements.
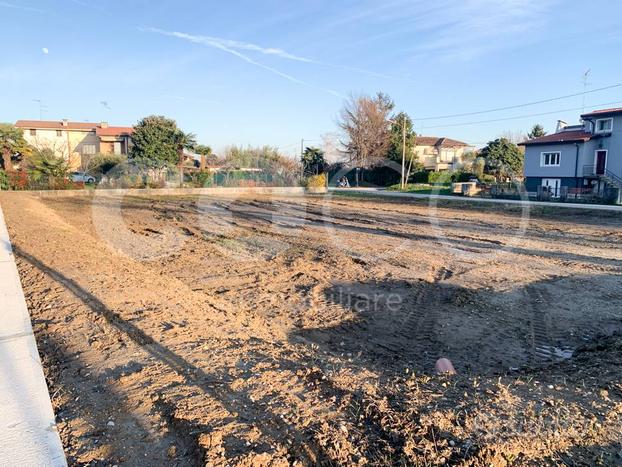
<box><xmin>329</xmin><ymin>188</ymin><xmax>622</xmax><ymax>213</ymax></box>
<box><xmin>0</xmin><ymin>205</ymin><xmax>67</xmax><ymax>466</ymax></box>
<box><xmin>1</xmin><ymin>186</ymin><xmax>318</xmax><ymax>198</ymax></box>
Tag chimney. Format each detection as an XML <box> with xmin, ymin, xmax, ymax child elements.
<box><xmin>556</xmin><ymin>120</ymin><xmax>568</xmax><ymax>132</ymax></box>
<box><xmin>61</xmin><ymin>119</ymin><xmax>69</xmax><ymax>127</ymax></box>
<box><xmin>100</xmin><ymin>121</ymin><xmax>108</xmax><ymax>128</ymax></box>
<box><xmin>200</xmin><ymin>154</ymin><xmax>207</xmax><ymax>170</ymax></box>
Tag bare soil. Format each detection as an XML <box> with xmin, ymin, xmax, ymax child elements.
<box><xmin>2</xmin><ymin>191</ymin><xmax>622</xmax><ymax>466</ymax></box>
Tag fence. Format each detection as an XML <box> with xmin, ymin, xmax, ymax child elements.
<box><xmin>1</xmin><ymin>167</ymin><xmax>303</xmax><ymax>191</ymax></box>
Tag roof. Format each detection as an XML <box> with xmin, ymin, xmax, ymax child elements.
<box><xmin>15</xmin><ymin>120</ymin><xmax>133</xmax><ymax>135</ymax></box>
<box><xmin>580</xmin><ymin>107</ymin><xmax>622</xmax><ymax>118</ymax></box>
<box><xmin>15</xmin><ymin>120</ymin><xmax>98</xmax><ymax>131</ymax></box>
<box><xmin>416</xmin><ymin>136</ymin><xmax>469</xmax><ymax>147</ymax></box>
<box><xmin>96</xmin><ymin>126</ymin><xmax>133</xmax><ymax>137</ymax></box>
<box><xmin>519</xmin><ymin>130</ymin><xmax>593</xmax><ymax>146</ymax></box>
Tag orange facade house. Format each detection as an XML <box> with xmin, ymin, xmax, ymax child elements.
<box><xmin>15</xmin><ymin>119</ymin><xmax>133</xmax><ymax>169</ymax></box>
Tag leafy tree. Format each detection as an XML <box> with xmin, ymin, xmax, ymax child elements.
<box><xmin>0</xmin><ymin>124</ymin><xmax>31</xmax><ymax>171</ymax></box>
<box><xmin>301</xmin><ymin>146</ymin><xmax>326</xmax><ymax>175</ymax></box>
<box><xmin>129</xmin><ymin>115</ymin><xmax>194</xmax><ymax>168</ymax></box>
<box><xmin>27</xmin><ymin>147</ymin><xmax>71</xmax><ymax>182</ymax></box>
<box><xmin>480</xmin><ymin>138</ymin><xmax>524</xmax><ymax>180</ymax></box>
<box><xmin>0</xmin><ymin>169</ymin><xmax>8</xmax><ymax>190</ymax></box>
<box><xmin>388</xmin><ymin>112</ymin><xmax>420</xmax><ymax>186</ymax></box>
<box><xmin>195</xmin><ymin>144</ymin><xmax>213</xmax><ymax>156</ymax></box>
<box><xmin>195</xmin><ymin>144</ymin><xmax>220</xmax><ymax>167</ymax></box>
<box><xmin>173</xmin><ymin>130</ymin><xmax>197</xmax><ymax>160</ymax></box>
<box><xmin>472</xmin><ymin>156</ymin><xmax>485</xmax><ymax>179</ymax></box>
<box><xmin>527</xmin><ymin>124</ymin><xmax>547</xmax><ymax>139</ymax></box>
<box><xmin>338</xmin><ymin>92</ymin><xmax>394</xmax><ymax>185</ymax></box>
<box><xmin>387</xmin><ymin>112</ymin><xmax>416</xmax><ymax>162</ymax></box>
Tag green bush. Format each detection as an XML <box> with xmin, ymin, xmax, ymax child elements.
<box><xmin>306</xmin><ymin>173</ymin><xmax>326</xmax><ymax>188</ymax></box>
<box><xmin>428</xmin><ymin>171</ymin><xmax>455</xmax><ymax>184</ymax></box>
<box><xmin>0</xmin><ymin>169</ymin><xmax>8</xmax><ymax>190</ymax></box>
<box><xmin>87</xmin><ymin>153</ymin><xmax>125</xmax><ymax>176</ymax></box>
<box><xmin>190</xmin><ymin>171</ymin><xmax>214</xmax><ymax>188</ymax></box>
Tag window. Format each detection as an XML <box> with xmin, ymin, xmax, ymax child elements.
<box><xmin>56</xmin><ymin>130</ymin><xmax>62</xmax><ymax>137</ymax></box>
<box><xmin>30</xmin><ymin>129</ymin><xmax>36</xmax><ymax>136</ymax></box>
<box><xmin>595</xmin><ymin>118</ymin><xmax>613</xmax><ymax>133</ymax></box>
<box><xmin>82</xmin><ymin>144</ymin><xmax>96</xmax><ymax>155</ymax></box>
<box><xmin>540</xmin><ymin>151</ymin><xmax>561</xmax><ymax>167</ymax></box>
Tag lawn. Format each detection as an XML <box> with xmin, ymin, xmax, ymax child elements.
<box><xmin>387</xmin><ymin>182</ymin><xmax>454</xmax><ymax>195</ymax></box>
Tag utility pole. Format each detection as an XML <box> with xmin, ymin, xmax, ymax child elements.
<box><xmin>390</xmin><ymin>115</ymin><xmax>408</xmax><ymax>189</ymax></box>
<box><xmin>401</xmin><ymin>115</ymin><xmax>406</xmax><ymax>189</ymax></box>
<box><xmin>300</xmin><ymin>138</ymin><xmax>305</xmax><ymax>178</ymax></box>
<box><xmin>179</xmin><ymin>149</ymin><xmax>184</xmax><ymax>188</ymax></box>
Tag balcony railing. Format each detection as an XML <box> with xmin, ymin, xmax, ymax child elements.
<box><xmin>583</xmin><ymin>165</ymin><xmax>597</xmax><ymax>177</ymax></box>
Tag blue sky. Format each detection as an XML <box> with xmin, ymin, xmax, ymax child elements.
<box><xmin>1</xmin><ymin>0</ymin><xmax>622</xmax><ymax>156</ymax></box>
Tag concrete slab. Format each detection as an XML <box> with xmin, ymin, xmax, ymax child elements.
<box><xmin>0</xmin><ymin>262</ymin><xmax>32</xmax><ymax>340</ymax></box>
<box><xmin>0</xmin><ymin>204</ymin><xmax>12</xmax><ymax>263</ymax></box>
<box><xmin>0</xmin><ymin>205</ymin><xmax>67</xmax><ymax>466</ymax></box>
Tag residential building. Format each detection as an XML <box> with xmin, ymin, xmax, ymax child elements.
<box><xmin>413</xmin><ymin>136</ymin><xmax>471</xmax><ymax>171</ymax></box>
<box><xmin>15</xmin><ymin>120</ymin><xmax>133</xmax><ymax>169</ymax></box>
<box><xmin>520</xmin><ymin>108</ymin><xmax>622</xmax><ymax>201</ymax></box>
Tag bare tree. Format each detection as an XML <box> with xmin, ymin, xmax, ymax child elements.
<box><xmin>338</xmin><ymin>92</ymin><xmax>394</xmax><ymax>186</ymax></box>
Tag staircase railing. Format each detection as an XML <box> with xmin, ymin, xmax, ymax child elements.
<box><xmin>604</xmin><ymin>168</ymin><xmax>622</xmax><ymax>188</ymax></box>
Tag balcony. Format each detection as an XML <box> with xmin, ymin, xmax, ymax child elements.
<box><xmin>583</xmin><ymin>165</ymin><xmax>598</xmax><ymax>177</ymax></box>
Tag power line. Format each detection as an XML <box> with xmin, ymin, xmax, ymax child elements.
<box><xmin>415</xmin><ymin>83</ymin><xmax>622</xmax><ymax>121</ymax></box>
<box><xmin>416</xmin><ymin>99</ymin><xmax>622</xmax><ymax>130</ymax></box>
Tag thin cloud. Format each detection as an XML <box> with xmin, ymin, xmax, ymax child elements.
<box><xmin>0</xmin><ymin>1</ymin><xmax>45</xmax><ymax>13</ymax></box>
<box><xmin>324</xmin><ymin>0</ymin><xmax>558</xmax><ymax>62</ymax></box>
<box><xmin>143</xmin><ymin>27</ymin><xmax>345</xmax><ymax>98</ymax></box>
<box><xmin>206</xmin><ymin>37</ymin><xmax>313</xmax><ymax>63</ymax></box>
<box><xmin>143</xmin><ymin>27</ymin><xmax>390</xmax><ymax>80</ymax></box>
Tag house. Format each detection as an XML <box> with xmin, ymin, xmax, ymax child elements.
<box><xmin>520</xmin><ymin>108</ymin><xmax>622</xmax><ymax>201</ymax></box>
<box><xmin>413</xmin><ymin>136</ymin><xmax>471</xmax><ymax>171</ymax></box>
<box><xmin>15</xmin><ymin>119</ymin><xmax>133</xmax><ymax>169</ymax></box>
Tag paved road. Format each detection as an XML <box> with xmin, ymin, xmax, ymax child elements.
<box><xmin>329</xmin><ymin>187</ymin><xmax>622</xmax><ymax>213</ymax></box>
<box><xmin>0</xmin><ymin>205</ymin><xmax>66</xmax><ymax>466</ymax></box>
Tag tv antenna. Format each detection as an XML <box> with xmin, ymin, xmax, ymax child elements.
<box><xmin>582</xmin><ymin>69</ymin><xmax>592</xmax><ymax>112</ymax></box>
<box><xmin>32</xmin><ymin>98</ymin><xmax>48</xmax><ymax>120</ymax></box>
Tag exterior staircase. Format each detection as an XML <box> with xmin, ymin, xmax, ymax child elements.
<box><xmin>583</xmin><ymin>165</ymin><xmax>622</xmax><ymax>203</ymax></box>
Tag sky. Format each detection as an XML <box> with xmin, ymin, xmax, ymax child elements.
<box><xmin>1</xmin><ymin>0</ymin><xmax>622</xmax><ymax>156</ymax></box>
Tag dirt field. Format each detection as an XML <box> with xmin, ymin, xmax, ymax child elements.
<box><xmin>2</xmin><ymin>191</ymin><xmax>622</xmax><ymax>466</ymax></box>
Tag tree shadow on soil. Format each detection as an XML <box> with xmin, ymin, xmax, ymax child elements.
<box><xmin>36</xmin><ymin>332</ymin><xmax>197</xmax><ymax>466</ymax></box>
<box><xmin>14</xmin><ymin>246</ymin><xmax>330</xmax><ymax>465</ymax></box>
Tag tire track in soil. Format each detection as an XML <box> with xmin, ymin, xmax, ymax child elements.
<box><xmin>395</xmin><ymin>267</ymin><xmax>455</xmax><ymax>367</ymax></box>
<box><xmin>525</xmin><ymin>284</ymin><xmax>574</xmax><ymax>364</ymax></box>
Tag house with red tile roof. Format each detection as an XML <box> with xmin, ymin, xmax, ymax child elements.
<box><xmin>519</xmin><ymin>108</ymin><xmax>622</xmax><ymax>202</ymax></box>
<box><xmin>15</xmin><ymin>119</ymin><xmax>133</xmax><ymax>169</ymax></box>
<box><xmin>413</xmin><ymin>136</ymin><xmax>471</xmax><ymax>171</ymax></box>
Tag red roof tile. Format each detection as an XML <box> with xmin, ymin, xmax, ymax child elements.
<box><xmin>96</xmin><ymin>126</ymin><xmax>133</xmax><ymax>136</ymax></box>
<box><xmin>15</xmin><ymin>120</ymin><xmax>133</xmax><ymax>135</ymax></box>
<box><xmin>519</xmin><ymin>130</ymin><xmax>592</xmax><ymax>146</ymax></box>
<box><xmin>580</xmin><ymin>107</ymin><xmax>622</xmax><ymax>118</ymax></box>
<box><xmin>15</xmin><ymin>120</ymin><xmax>99</xmax><ymax>130</ymax></box>
<box><xmin>416</xmin><ymin>136</ymin><xmax>468</xmax><ymax>147</ymax></box>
